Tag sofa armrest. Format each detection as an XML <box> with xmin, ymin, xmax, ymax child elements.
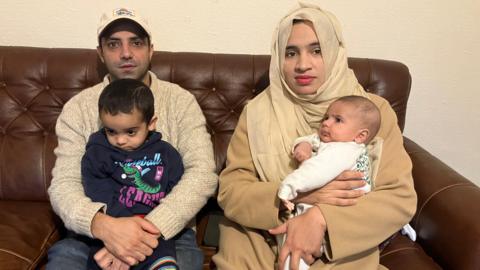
<box><xmin>404</xmin><ymin>137</ymin><xmax>480</xmax><ymax>270</ymax></box>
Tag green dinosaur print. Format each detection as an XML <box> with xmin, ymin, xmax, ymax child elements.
<box><xmin>122</xmin><ymin>165</ymin><xmax>161</xmax><ymax>194</ymax></box>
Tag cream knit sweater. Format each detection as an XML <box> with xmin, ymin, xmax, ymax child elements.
<box><xmin>48</xmin><ymin>72</ymin><xmax>217</xmax><ymax>239</ymax></box>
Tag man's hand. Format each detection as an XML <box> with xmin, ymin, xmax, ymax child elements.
<box><xmin>91</xmin><ymin>213</ymin><xmax>160</xmax><ymax>266</ymax></box>
<box><xmin>294</xmin><ymin>170</ymin><xmax>366</xmax><ymax>206</ymax></box>
<box><xmin>269</xmin><ymin>206</ymin><xmax>327</xmax><ymax>270</ymax></box>
<box><xmin>293</xmin><ymin>142</ymin><xmax>313</xmax><ymax>163</ymax></box>
<box><xmin>94</xmin><ymin>248</ymin><xmax>130</xmax><ymax>270</ymax></box>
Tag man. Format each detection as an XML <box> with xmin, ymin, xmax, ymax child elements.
<box><xmin>47</xmin><ymin>8</ymin><xmax>217</xmax><ymax>270</ymax></box>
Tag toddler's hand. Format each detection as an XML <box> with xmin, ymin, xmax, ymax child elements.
<box><xmin>293</xmin><ymin>142</ymin><xmax>312</xmax><ymax>163</ymax></box>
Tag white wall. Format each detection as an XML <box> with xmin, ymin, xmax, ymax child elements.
<box><xmin>1</xmin><ymin>0</ymin><xmax>479</xmax><ymax>186</ymax></box>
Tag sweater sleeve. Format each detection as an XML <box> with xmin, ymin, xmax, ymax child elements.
<box><xmin>48</xmin><ymin>99</ymin><xmax>106</xmax><ymax>237</ymax></box>
<box><xmin>217</xmin><ymin>110</ymin><xmax>283</xmax><ymax>230</ymax></box>
<box><xmin>292</xmin><ymin>133</ymin><xmax>320</xmax><ymax>153</ymax></box>
<box><xmin>318</xmin><ymin>96</ymin><xmax>417</xmax><ymax>261</ymax></box>
<box><xmin>145</xmin><ymin>89</ymin><xmax>218</xmax><ymax>239</ymax></box>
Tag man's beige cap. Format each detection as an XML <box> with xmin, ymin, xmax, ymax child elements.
<box><xmin>97</xmin><ymin>8</ymin><xmax>151</xmax><ymax>39</ymax></box>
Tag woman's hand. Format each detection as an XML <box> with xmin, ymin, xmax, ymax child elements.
<box><xmin>294</xmin><ymin>170</ymin><xmax>366</xmax><ymax>206</ymax></box>
<box><xmin>269</xmin><ymin>206</ymin><xmax>327</xmax><ymax>270</ymax></box>
<box><xmin>94</xmin><ymin>248</ymin><xmax>130</xmax><ymax>270</ymax></box>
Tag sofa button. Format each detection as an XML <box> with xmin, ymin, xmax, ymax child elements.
<box><xmin>43</xmin><ymin>131</ymin><xmax>49</xmax><ymax>136</ymax></box>
<box><xmin>0</xmin><ymin>82</ymin><xmax>6</xmax><ymax>88</ymax></box>
<box><xmin>212</xmin><ymin>87</ymin><xmax>216</xmax><ymax>92</ymax></box>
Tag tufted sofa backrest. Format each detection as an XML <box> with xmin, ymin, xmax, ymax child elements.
<box><xmin>0</xmin><ymin>46</ymin><xmax>411</xmax><ymax>201</ymax></box>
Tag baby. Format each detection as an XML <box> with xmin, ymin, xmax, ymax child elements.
<box><xmin>279</xmin><ymin>95</ymin><xmax>378</xmax><ymax>270</ymax></box>
<box><xmin>278</xmin><ymin>95</ymin><xmax>416</xmax><ymax>270</ymax></box>
<box><xmin>278</xmin><ymin>95</ymin><xmax>379</xmax><ymax>210</ymax></box>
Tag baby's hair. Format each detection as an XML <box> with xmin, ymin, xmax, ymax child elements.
<box><xmin>98</xmin><ymin>78</ymin><xmax>154</xmax><ymax>123</ymax></box>
<box><xmin>335</xmin><ymin>95</ymin><xmax>381</xmax><ymax>143</ymax></box>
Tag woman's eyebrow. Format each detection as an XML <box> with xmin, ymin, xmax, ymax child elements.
<box><xmin>286</xmin><ymin>42</ymin><xmax>320</xmax><ymax>50</ymax></box>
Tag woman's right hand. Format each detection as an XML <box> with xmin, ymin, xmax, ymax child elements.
<box><xmin>270</xmin><ymin>205</ymin><xmax>327</xmax><ymax>270</ymax></box>
<box><xmin>293</xmin><ymin>170</ymin><xmax>366</xmax><ymax>206</ymax></box>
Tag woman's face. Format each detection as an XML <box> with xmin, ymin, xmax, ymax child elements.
<box><xmin>282</xmin><ymin>21</ymin><xmax>326</xmax><ymax>95</ymax></box>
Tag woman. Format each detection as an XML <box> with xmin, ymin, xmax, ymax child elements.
<box><xmin>212</xmin><ymin>3</ymin><xmax>416</xmax><ymax>270</ymax></box>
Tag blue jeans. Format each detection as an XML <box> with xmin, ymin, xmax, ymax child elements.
<box><xmin>46</xmin><ymin>234</ymin><xmax>90</xmax><ymax>270</ymax></box>
<box><xmin>46</xmin><ymin>229</ymin><xmax>203</xmax><ymax>270</ymax></box>
<box><xmin>174</xmin><ymin>229</ymin><xmax>204</xmax><ymax>270</ymax></box>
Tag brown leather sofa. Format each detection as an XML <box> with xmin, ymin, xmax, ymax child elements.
<box><xmin>0</xmin><ymin>46</ymin><xmax>479</xmax><ymax>270</ymax></box>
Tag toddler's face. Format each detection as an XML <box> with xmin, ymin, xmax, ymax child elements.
<box><xmin>100</xmin><ymin>108</ymin><xmax>155</xmax><ymax>151</ymax></box>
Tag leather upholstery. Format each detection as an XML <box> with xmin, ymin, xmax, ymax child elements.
<box><xmin>0</xmin><ymin>46</ymin><xmax>478</xmax><ymax>270</ymax></box>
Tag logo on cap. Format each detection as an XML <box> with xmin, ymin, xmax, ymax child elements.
<box><xmin>114</xmin><ymin>8</ymin><xmax>135</xmax><ymax>17</ymax></box>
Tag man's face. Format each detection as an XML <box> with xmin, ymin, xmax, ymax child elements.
<box><xmin>97</xmin><ymin>30</ymin><xmax>153</xmax><ymax>86</ymax></box>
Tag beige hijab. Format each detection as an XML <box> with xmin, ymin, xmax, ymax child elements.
<box><xmin>246</xmin><ymin>2</ymin><xmax>368</xmax><ymax>183</ymax></box>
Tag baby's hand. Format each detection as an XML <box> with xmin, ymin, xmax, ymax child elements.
<box><xmin>282</xmin><ymin>199</ymin><xmax>295</xmax><ymax>212</ymax></box>
<box><xmin>293</xmin><ymin>142</ymin><xmax>313</xmax><ymax>163</ymax></box>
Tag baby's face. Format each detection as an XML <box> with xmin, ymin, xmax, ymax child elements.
<box><xmin>319</xmin><ymin>101</ymin><xmax>363</xmax><ymax>143</ymax></box>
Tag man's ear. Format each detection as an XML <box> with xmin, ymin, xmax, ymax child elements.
<box><xmin>148</xmin><ymin>43</ymin><xmax>154</xmax><ymax>61</ymax></box>
<box><xmin>96</xmin><ymin>46</ymin><xmax>105</xmax><ymax>63</ymax></box>
<box><xmin>148</xmin><ymin>116</ymin><xmax>158</xmax><ymax>131</ymax></box>
<box><xmin>354</xmin><ymin>129</ymin><xmax>370</xmax><ymax>144</ymax></box>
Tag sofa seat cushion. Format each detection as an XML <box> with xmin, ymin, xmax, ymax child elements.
<box><xmin>380</xmin><ymin>234</ymin><xmax>441</xmax><ymax>269</ymax></box>
<box><xmin>0</xmin><ymin>201</ymin><xmax>61</xmax><ymax>269</ymax></box>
